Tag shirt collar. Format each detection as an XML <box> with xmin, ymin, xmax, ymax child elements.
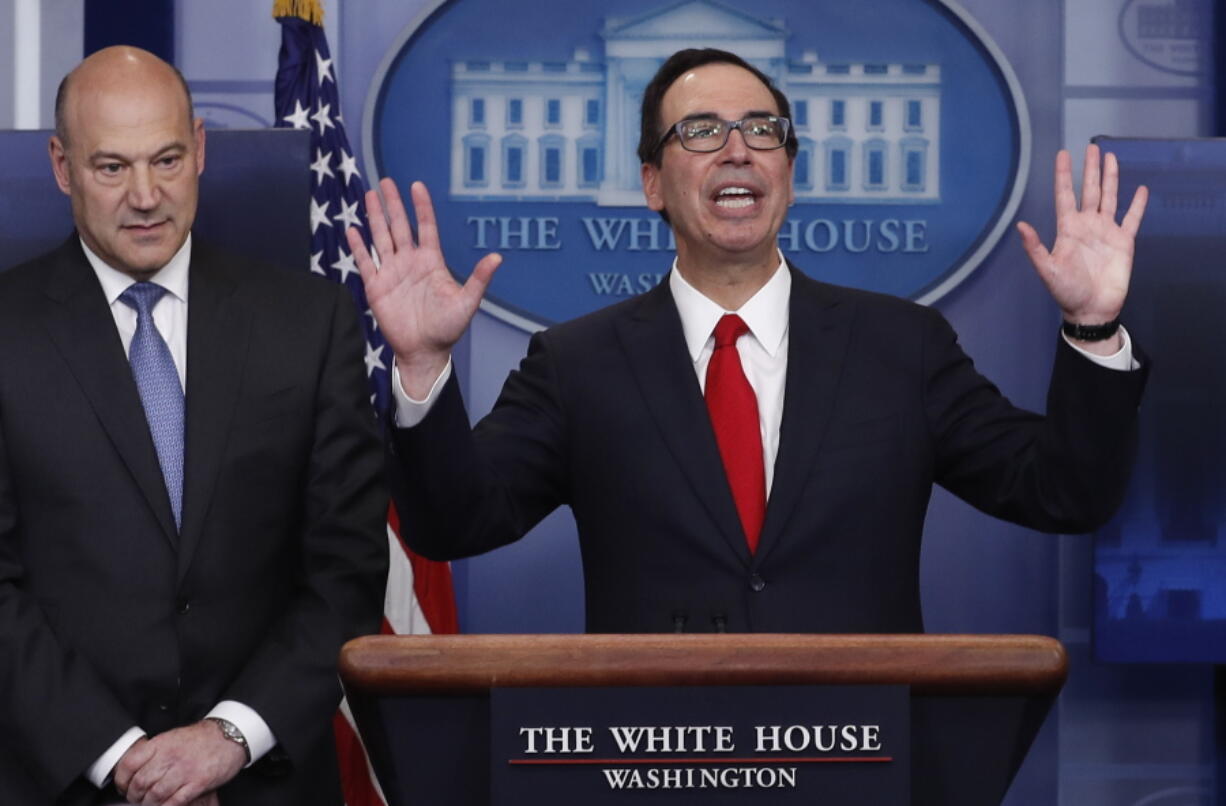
<box><xmin>81</xmin><ymin>233</ymin><xmax>192</xmax><ymax>306</ymax></box>
<box><xmin>669</xmin><ymin>251</ymin><xmax>791</xmax><ymax>363</ymax></box>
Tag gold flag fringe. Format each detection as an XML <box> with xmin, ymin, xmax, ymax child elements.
<box><xmin>272</xmin><ymin>0</ymin><xmax>324</xmax><ymax>25</ymax></box>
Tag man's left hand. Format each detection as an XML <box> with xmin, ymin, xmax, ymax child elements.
<box><xmin>1017</xmin><ymin>143</ymin><xmax>1148</xmax><ymax>355</ymax></box>
<box><xmin>115</xmin><ymin>720</ymin><xmax>246</xmax><ymax>806</ymax></box>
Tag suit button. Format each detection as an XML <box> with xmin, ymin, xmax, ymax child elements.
<box><xmin>749</xmin><ymin>574</ymin><xmax>766</xmax><ymax>592</ymax></box>
<box><xmin>176</xmin><ymin>599</ymin><xmax>190</xmax><ymax>615</ymax></box>
<box><xmin>158</xmin><ymin>703</ymin><xmax>170</xmax><ymax>712</ymax></box>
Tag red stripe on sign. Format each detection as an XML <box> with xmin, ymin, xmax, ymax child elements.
<box><xmin>508</xmin><ymin>756</ymin><xmax>893</xmax><ymax>765</ymax></box>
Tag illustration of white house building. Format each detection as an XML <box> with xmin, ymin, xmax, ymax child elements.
<box><xmin>449</xmin><ymin>0</ymin><xmax>941</xmax><ymax>206</ymax></box>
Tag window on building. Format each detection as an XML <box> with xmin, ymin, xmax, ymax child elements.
<box><xmin>830</xmin><ymin>100</ymin><xmax>845</xmax><ymax>129</ymax></box>
<box><xmin>470</xmin><ymin>148</ymin><xmax>484</xmax><ymax>183</ymax></box>
<box><xmin>795</xmin><ymin>138</ymin><xmax>815</xmax><ymax>191</ymax></box>
<box><xmin>546</xmin><ymin>99</ymin><xmax>562</xmax><ymax>126</ymax></box>
<box><xmin>864</xmin><ymin>64</ymin><xmax>888</xmax><ymax>75</ymax></box>
<box><xmin>578</xmin><ymin>138</ymin><xmax>601</xmax><ymax>187</ymax></box>
<box><xmin>794</xmin><ymin>100</ymin><xmax>808</xmax><ymax>127</ymax></box>
<box><xmin>470</xmin><ymin>98</ymin><xmax>485</xmax><ymax>126</ymax></box>
<box><xmin>826</xmin><ymin>64</ymin><xmax>850</xmax><ymax>75</ymax></box>
<box><xmin>540</xmin><ymin>135</ymin><xmax>564</xmax><ymax>188</ymax></box>
<box><xmin>906</xmin><ymin>100</ymin><xmax>922</xmax><ymax>130</ymax></box>
<box><xmin>463</xmin><ymin>134</ymin><xmax>490</xmax><ymax>188</ymax></box>
<box><xmin>900</xmin><ymin>137</ymin><xmax>928</xmax><ymax>192</ymax></box>
<box><xmin>502</xmin><ymin>135</ymin><xmax>526</xmax><ymax>188</ymax></box>
<box><xmin>863</xmin><ymin>140</ymin><xmax>887</xmax><ymax>189</ymax></box>
<box><xmin>507</xmin><ymin>98</ymin><xmax>523</xmax><ymax>126</ymax></box>
<box><xmin>506</xmin><ymin>148</ymin><xmax>523</xmax><ymax>184</ymax></box>
<box><xmin>545</xmin><ymin>149</ymin><xmax>561</xmax><ymax>184</ymax></box>
<box><xmin>868</xmin><ymin>101</ymin><xmax>883</xmax><ymax>129</ymax></box>
<box><xmin>825</xmin><ymin>138</ymin><xmax>851</xmax><ymax>191</ymax></box>
<box><xmin>585</xmin><ymin>99</ymin><xmax>600</xmax><ymax>127</ymax></box>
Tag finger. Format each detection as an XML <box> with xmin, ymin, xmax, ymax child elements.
<box><xmin>1016</xmin><ymin>221</ymin><xmax>1052</xmax><ymax>275</ymax></box>
<box><xmin>127</xmin><ymin>754</ymin><xmax>172</xmax><ymax>805</ymax></box>
<box><xmin>461</xmin><ymin>252</ymin><xmax>503</xmax><ymax>309</ymax></box>
<box><xmin>347</xmin><ymin>227</ymin><xmax>377</xmax><ymax>286</ymax></box>
<box><xmin>410</xmin><ymin>181</ymin><xmax>442</xmax><ymax>251</ymax></box>
<box><xmin>1052</xmin><ymin>149</ymin><xmax>1076</xmax><ymax>220</ymax></box>
<box><xmin>1100</xmin><ymin>151</ymin><xmax>1119</xmax><ymax>219</ymax></box>
<box><xmin>1120</xmin><ymin>184</ymin><xmax>1149</xmax><ymax>238</ymax></box>
<box><xmin>114</xmin><ymin>741</ymin><xmax>154</xmax><ymax>794</ymax></box>
<box><xmin>1080</xmin><ymin>143</ymin><xmax>1101</xmax><ymax>213</ymax></box>
<box><xmin>164</xmin><ymin>782</ymin><xmax>204</xmax><ymax>806</ymax></box>
<box><xmin>363</xmin><ymin>187</ymin><xmax>395</xmax><ymax>263</ymax></box>
<box><xmin>145</xmin><ymin>774</ymin><xmax>186</xmax><ymax>806</ymax></box>
<box><xmin>380</xmin><ymin>177</ymin><xmax>416</xmax><ymax>249</ymax></box>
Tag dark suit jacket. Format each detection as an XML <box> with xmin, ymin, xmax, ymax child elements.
<box><xmin>0</xmin><ymin>238</ymin><xmax>388</xmax><ymax>805</ymax></box>
<box><xmin>390</xmin><ymin>268</ymin><xmax>1146</xmax><ymax>634</ymax></box>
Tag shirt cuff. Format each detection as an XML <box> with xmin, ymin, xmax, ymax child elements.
<box><xmin>86</xmin><ymin>726</ymin><xmax>145</xmax><ymax>788</ymax></box>
<box><xmin>391</xmin><ymin>357</ymin><xmax>453</xmax><ymax>428</ymax></box>
<box><xmin>1062</xmin><ymin>325</ymin><xmax>1138</xmax><ymax>371</ymax></box>
<box><xmin>206</xmin><ymin>700</ymin><xmax>275</xmax><ymax>768</ymax></box>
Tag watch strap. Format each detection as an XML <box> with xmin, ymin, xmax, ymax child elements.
<box><xmin>1061</xmin><ymin>318</ymin><xmax>1121</xmax><ymax>342</ymax></box>
<box><xmin>205</xmin><ymin>716</ymin><xmax>252</xmax><ymax>764</ymax></box>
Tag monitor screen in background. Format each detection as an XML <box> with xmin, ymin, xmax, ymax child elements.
<box><xmin>1092</xmin><ymin>136</ymin><xmax>1226</xmax><ymax>664</ymax></box>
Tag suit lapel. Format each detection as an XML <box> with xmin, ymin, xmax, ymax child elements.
<box><xmin>755</xmin><ymin>269</ymin><xmax>856</xmax><ymax>564</ymax></box>
<box><xmin>615</xmin><ymin>282</ymin><xmax>752</xmax><ymax>567</ymax></box>
<box><xmin>40</xmin><ymin>238</ymin><xmax>180</xmax><ymax>544</ymax></box>
<box><xmin>178</xmin><ymin>245</ymin><xmax>250</xmax><ymax>579</ymax></box>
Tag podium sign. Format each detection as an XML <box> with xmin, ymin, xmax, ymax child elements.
<box><xmin>492</xmin><ymin>685</ymin><xmax>909</xmax><ymax>804</ymax></box>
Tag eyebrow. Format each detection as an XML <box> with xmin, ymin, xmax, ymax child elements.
<box><xmin>87</xmin><ymin>141</ymin><xmax>188</xmax><ymax>163</ymax></box>
<box><xmin>680</xmin><ymin>109</ymin><xmax>778</xmax><ymax>120</ymax></box>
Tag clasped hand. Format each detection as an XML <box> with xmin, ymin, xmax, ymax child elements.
<box><xmin>112</xmin><ymin>721</ymin><xmax>245</xmax><ymax>806</ymax></box>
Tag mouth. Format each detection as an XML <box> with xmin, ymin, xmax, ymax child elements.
<box><xmin>122</xmin><ymin>220</ymin><xmax>169</xmax><ymax>236</ymax></box>
<box><xmin>712</xmin><ymin>185</ymin><xmax>760</xmax><ymax>210</ymax></box>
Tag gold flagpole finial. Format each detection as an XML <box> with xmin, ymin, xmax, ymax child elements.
<box><xmin>273</xmin><ymin>0</ymin><xmax>324</xmax><ymax>24</ymax></box>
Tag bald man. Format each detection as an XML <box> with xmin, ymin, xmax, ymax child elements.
<box><xmin>0</xmin><ymin>47</ymin><xmax>387</xmax><ymax>805</ymax></box>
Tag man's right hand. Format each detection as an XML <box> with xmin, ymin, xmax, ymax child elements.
<box><xmin>348</xmin><ymin>179</ymin><xmax>502</xmax><ymax>399</ymax></box>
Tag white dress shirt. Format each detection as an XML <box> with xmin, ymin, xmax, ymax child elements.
<box><xmin>78</xmin><ymin>236</ymin><xmax>276</xmax><ymax>787</ymax></box>
<box><xmin>393</xmin><ymin>252</ymin><xmax>1136</xmax><ymax>496</ymax></box>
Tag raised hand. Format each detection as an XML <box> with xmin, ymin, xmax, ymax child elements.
<box><xmin>1017</xmin><ymin>144</ymin><xmax>1148</xmax><ymax>352</ymax></box>
<box><xmin>348</xmin><ymin>178</ymin><xmax>502</xmax><ymax>398</ymax></box>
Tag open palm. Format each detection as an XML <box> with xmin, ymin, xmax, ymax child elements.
<box><xmin>1017</xmin><ymin>144</ymin><xmax>1148</xmax><ymax>326</ymax></box>
<box><xmin>348</xmin><ymin>179</ymin><xmax>501</xmax><ymax>395</ymax></box>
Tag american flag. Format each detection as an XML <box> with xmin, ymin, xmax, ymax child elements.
<box><xmin>273</xmin><ymin>6</ymin><xmax>459</xmax><ymax>806</ymax></box>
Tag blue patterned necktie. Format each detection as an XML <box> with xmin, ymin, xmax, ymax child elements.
<box><xmin>119</xmin><ymin>282</ymin><xmax>184</xmax><ymax>531</ymax></box>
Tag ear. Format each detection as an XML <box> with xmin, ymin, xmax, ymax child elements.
<box><xmin>641</xmin><ymin>161</ymin><xmax>664</xmax><ymax>212</ymax></box>
<box><xmin>48</xmin><ymin>136</ymin><xmax>72</xmax><ymax>196</ymax></box>
<box><xmin>192</xmin><ymin>118</ymin><xmax>206</xmax><ymax>176</ymax></box>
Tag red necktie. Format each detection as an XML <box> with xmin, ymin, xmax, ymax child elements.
<box><xmin>705</xmin><ymin>314</ymin><xmax>766</xmax><ymax>553</ymax></box>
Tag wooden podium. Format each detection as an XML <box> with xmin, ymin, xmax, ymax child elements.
<box><xmin>340</xmin><ymin>634</ymin><xmax>1066</xmax><ymax>806</ymax></box>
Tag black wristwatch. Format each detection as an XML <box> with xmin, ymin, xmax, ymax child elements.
<box><xmin>1061</xmin><ymin>318</ymin><xmax>1121</xmax><ymax>342</ymax></box>
<box><xmin>205</xmin><ymin>717</ymin><xmax>251</xmax><ymax>764</ymax></box>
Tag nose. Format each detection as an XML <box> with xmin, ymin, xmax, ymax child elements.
<box><xmin>720</xmin><ymin>126</ymin><xmax>752</xmax><ymax>164</ymax></box>
<box><xmin>126</xmin><ymin>164</ymin><xmax>160</xmax><ymax>211</ymax></box>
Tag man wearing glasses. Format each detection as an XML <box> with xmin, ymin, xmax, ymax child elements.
<box><xmin>352</xmin><ymin>48</ymin><xmax>1148</xmax><ymax>633</ymax></box>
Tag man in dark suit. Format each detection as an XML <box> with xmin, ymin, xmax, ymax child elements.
<box><xmin>0</xmin><ymin>47</ymin><xmax>388</xmax><ymax>805</ymax></box>
<box><xmin>351</xmin><ymin>48</ymin><xmax>1147</xmax><ymax>634</ymax></box>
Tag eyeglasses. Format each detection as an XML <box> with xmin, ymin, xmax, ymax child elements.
<box><xmin>654</xmin><ymin>115</ymin><xmax>792</xmax><ymax>156</ymax></box>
